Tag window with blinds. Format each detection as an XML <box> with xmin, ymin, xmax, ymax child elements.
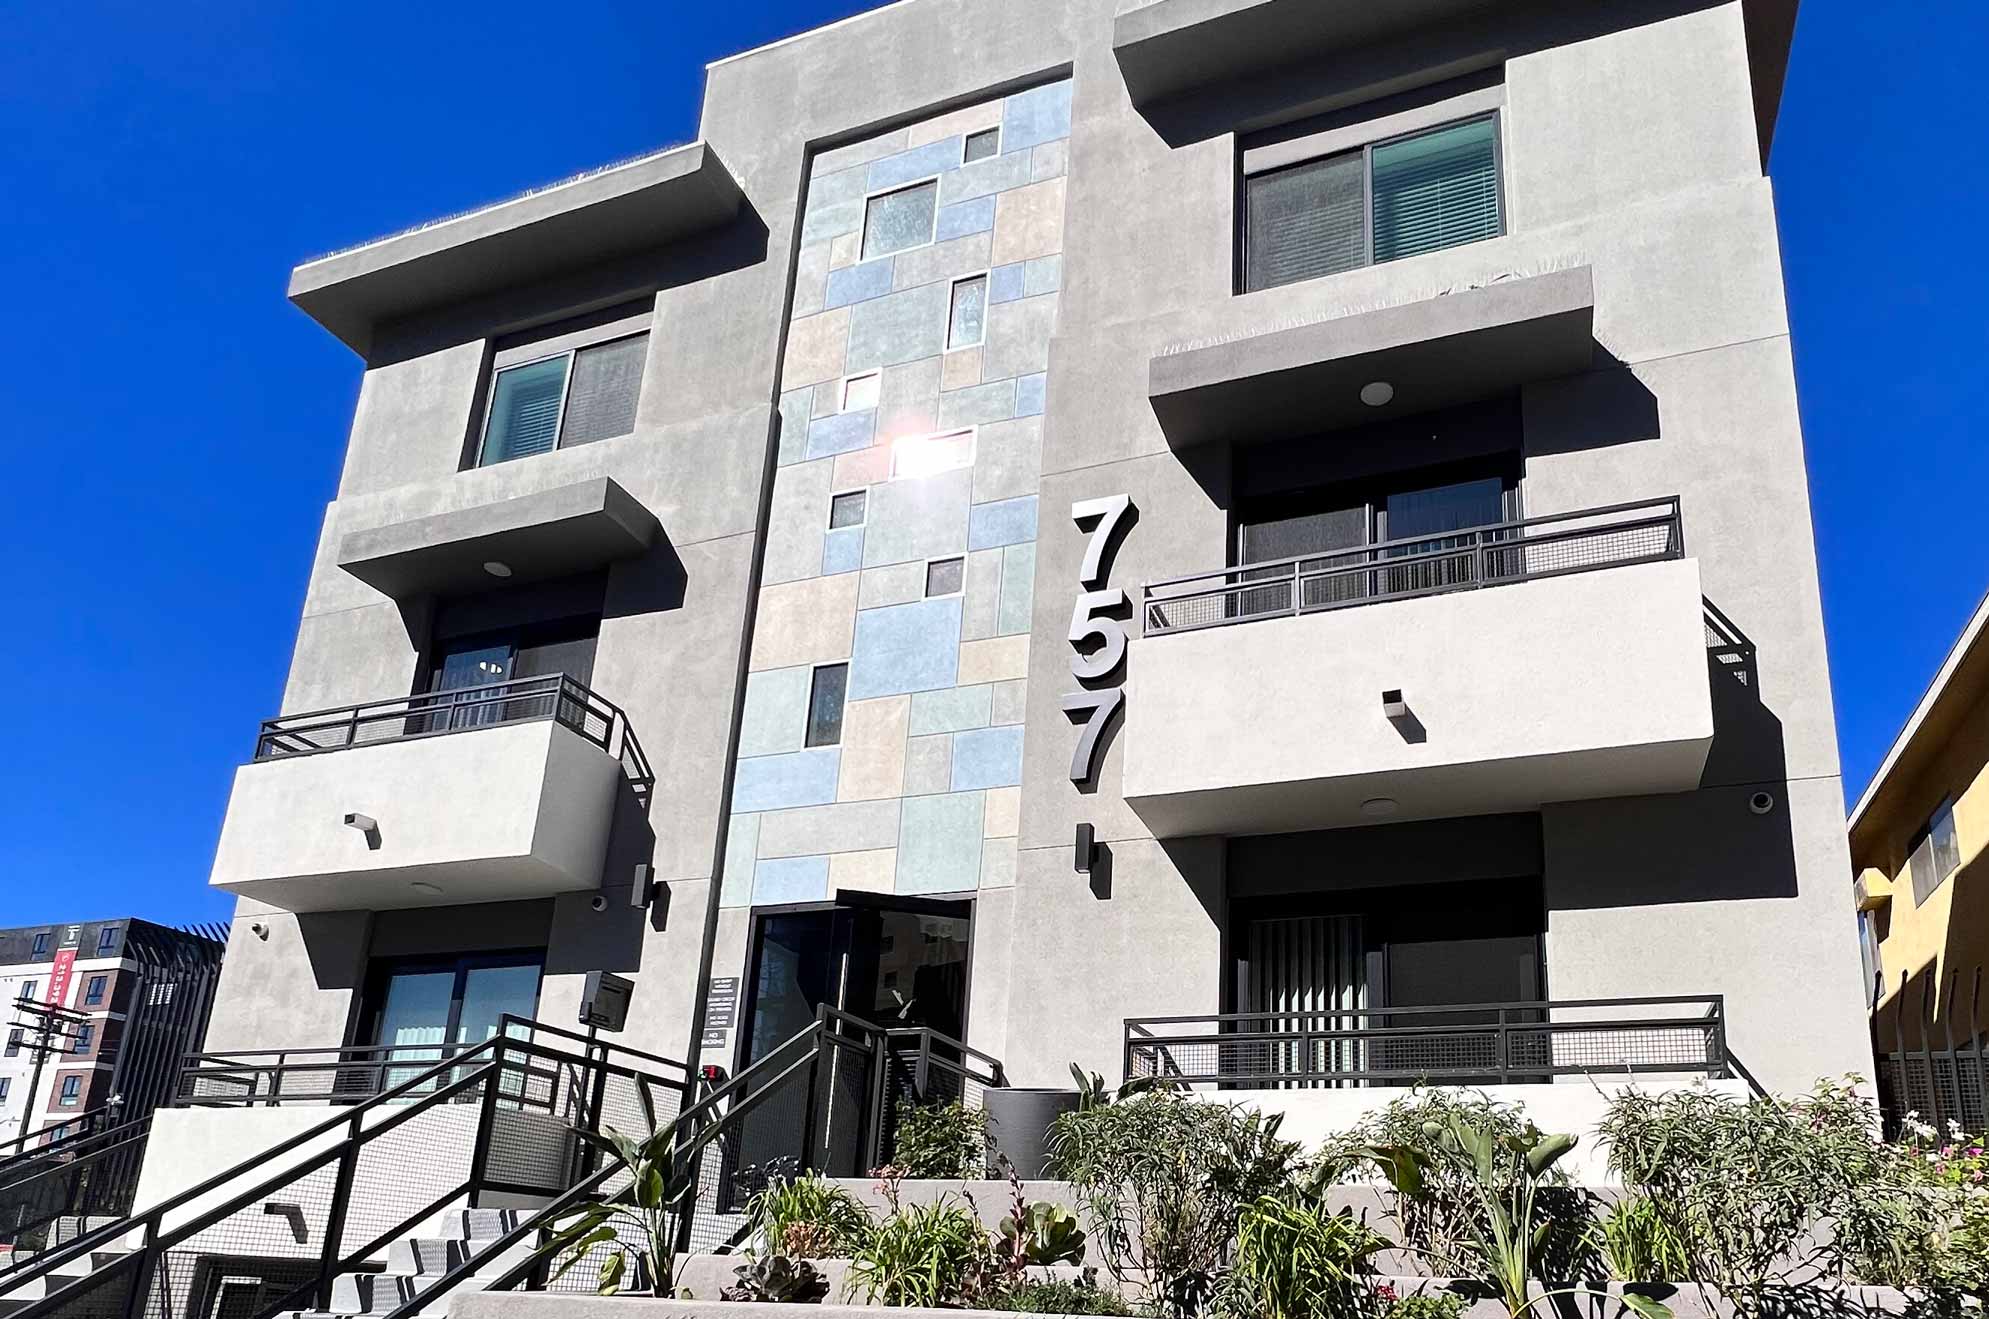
<box><xmin>1243</xmin><ymin>114</ymin><xmax>1502</xmax><ymax>293</ymax></box>
<box><xmin>477</xmin><ymin>333</ymin><xmax>649</xmax><ymax>467</ymax></box>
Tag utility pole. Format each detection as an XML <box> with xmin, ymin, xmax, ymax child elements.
<box><xmin>10</xmin><ymin>998</ymin><xmax>84</xmax><ymax>1143</ymax></box>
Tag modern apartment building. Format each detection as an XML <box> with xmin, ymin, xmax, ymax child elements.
<box><xmin>130</xmin><ymin>0</ymin><xmax>1868</xmax><ymax>1202</ymax></box>
<box><xmin>1851</xmin><ymin>585</ymin><xmax>1989</xmax><ymax>1130</ymax></box>
<box><xmin>0</xmin><ymin>919</ymin><xmax>224</xmax><ymax>1149</ymax></box>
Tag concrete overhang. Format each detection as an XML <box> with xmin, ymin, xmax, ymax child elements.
<box><xmin>210</xmin><ymin>720</ymin><xmax>619</xmax><ymax>913</ymax></box>
<box><xmin>337</xmin><ymin>476</ymin><xmax>660</xmax><ymax>598</ymax></box>
<box><xmin>1123</xmin><ymin>557</ymin><xmax>1714</xmax><ymax>839</ymax></box>
<box><xmin>1112</xmin><ymin>0</ymin><xmax>1798</xmax><ymax>162</ymax></box>
<box><xmin>1855</xmin><ymin>869</ymin><xmax>1894</xmax><ymax>913</ymax></box>
<box><xmin>289</xmin><ymin>142</ymin><xmax>744</xmax><ymax>356</ymax></box>
<box><xmin>1149</xmin><ymin>266</ymin><xmax>1593</xmax><ymax>449</ymax></box>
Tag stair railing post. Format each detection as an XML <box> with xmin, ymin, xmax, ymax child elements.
<box><xmin>315</xmin><ymin>1118</ymin><xmax>364</xmax><ymax>1311</ymax></box>
<box><xmin>120</xmin><ymin>1209</ymin><xmax>164</xmax><ymax>1319</ymax></box>
<box><xmin>466</xmin><ymin>1056</ymin><xmax>503</xmax><ymax>1207</ymax></box>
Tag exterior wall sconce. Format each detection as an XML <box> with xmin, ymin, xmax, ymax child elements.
<box><xmin>1074</xmin><ymin>822</ymin><xmax>1095</xmax><ymax>874</ymax></box>
<box><xmin>1381</xmin><ymin>689</ymin><xmax>1408</xmax><ymax>719</ymax></box>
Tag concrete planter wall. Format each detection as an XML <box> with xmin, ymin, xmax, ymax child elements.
<box><xmin>982</xmin><ymin>1089</ymin><xmax>1081</xmax><ymax>1178</ymax></box>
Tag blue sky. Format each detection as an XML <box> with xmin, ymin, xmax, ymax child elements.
<box><xmin>0</xmin><ymin>3</ymin><xmax>1981</xmax><ymax>929</ymax></box>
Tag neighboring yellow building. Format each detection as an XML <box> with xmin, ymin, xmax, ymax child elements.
<box><xmin>1850</xmin><ymin>586</ymin><xmax>1989</xmax><ymax>1121</ymax></box>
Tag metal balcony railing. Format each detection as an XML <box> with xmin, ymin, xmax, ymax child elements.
<box><xmin>1124</xmin><ymin>995</ymin><xmax>1730</xmax><ymax>1089</ymax></box>
<box><xmin>1142</xmin><ymin>496</ymin><xmax>1684</xmax><ymax>637</ymax></box>
<box><xmin>252</xmin><ymin>673</ymin><xmax>654</xmax><ymax>809</ymax></box>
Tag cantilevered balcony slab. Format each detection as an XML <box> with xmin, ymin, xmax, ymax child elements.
<box><xmin>211</xmin><ymin>719</ymin><xmax>621</xmax><ymax>913</ymax></box>
<box><xmin>290</xmin><ymin>141</ymin><xmax>744</xmax><ymax>355</ymax></box>
<box><xmin>1122</xmin><ymin>556</ymin><xmax>1713</xmax><ymax>839</ymax></box>
<box><xmin>337</xmin><ymin>476</ymin><xmax>659</xmax><ymax>597</ymax></box>
<box><xmin>1150</xmin><ymin>266</ymin><xmax>1594</xmax><ymax>449</ymax></box>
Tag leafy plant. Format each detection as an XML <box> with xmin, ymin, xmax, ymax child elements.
<box><xmin>1598</xmin><ymin>1197</ymin><xmax>1689</xmax><ymax>1283</ymax></box>
<box><xmin>1048</xmin><ymin>1088</ymin><xmax>1302</xmax><ymax>1316</ymax></box>
<box><xmin>1000</xmin><ymin>1200</ymin><xmax>1087</xmax><ymax>1267</ymax></box>
<box><xmin>1368</xmin><ymin>1114</ymin><xmax>1665</xmax><ymax>1319</ymax></box>
<box><xmin>1222</xmin><ymin>1191</ymin><xmax>1387</xmax><ymax>1319</ymax></box>
<box><xmin>1070</xmin><ymin>1062</ymin><xmax>1160</xmax><ymax>1111</ymax></box>
<box><xmin>890</xmin><ymin>1099</ymin><xmax>990</xmax><ymax>1179</ymax></box>
<box><xmin>537</xmin><ymin>1119</ymin><xmax>706</xmax><ymax>1296</ymax></box>
<box><xmin>1374</xmin><ymin>1284</ymin><xmax>1467</xmax><ymax>1319</ymax></box>
<box><xmin>849</xmin><ymin>1195</ymin><xmax>989</xmax><ymax>1306</ymax></box>
<box><xmin>747</xmin><ymin>1170</ymin><xmax>874</xmax><ymax>1257</ymax></box>
<box><xmin>719</xmin><ymin>1254</ymin><xmax>830</xmax><ymax>1303</ymax></box>
<box><xmin>987</xmin><ymin>1272</ymin><xmax>1134</xmax><ymax>1315</ymax></box>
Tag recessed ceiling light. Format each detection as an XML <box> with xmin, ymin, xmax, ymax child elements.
<box><xmin>1359</xmin><ymin>381</ymin><xmax>1395</xmax><ymax>407</ymax></box>
<box><xmin>410</xmin><ymin>881</ymin><xmax>443</xmax><ymax>896</ymax></box>
<box><xmin>1359</xmin><ymin>797</ymin><xmax>1400</xmax><ymax>818</ymax></box>
<box><xmin>483</xmin><ymin>561</ymin><xmax>513</xmax><ymax>578</ymax></box>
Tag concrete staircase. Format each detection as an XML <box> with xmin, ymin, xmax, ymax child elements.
<box><xmin>291</xmin><ymin>1208</ymin><xmax>535</xmax><ymax>1319</ymax></box>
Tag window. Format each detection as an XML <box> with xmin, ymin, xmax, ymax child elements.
<box><xmin>96</xmin><ymin>926</ymin><xmax>118</xmax><ymax>954</ymax></box>
<box><xmin>30</xmin><ymin>933</ymin><xmax>48</xmax><ymax>957</ymax></box>
<box><xmin>805</xmin><ymin>664</ymin><xmax>848</xmax><ymax>748</ymax></box>
<box><xmin>862</xmin><ymin>181</ymin><xmax>938</xmax><ymax>259</ymax></box>
<box><xmin>891</xmin><ymin>429</ymin><xmax>975</xmax><ymax>480</ymax></box>
<box><xmin>1243</xmin><ymin>114</ymin><xmax>1502</xmax><ymax>292</ymax></box>
<box><xmin>46</xmin><ymin>1124</ymin><xmax>69</xmax><ymax>1144</ymax></box>
<box><xmin>83</xmin><ymin>975</ymin><xmax>106</xmax><ymax>1006</ymax></box>
<box><xmin>0</xmin><ymin>1078</ymin><xmax>10</xmax><ymax>1101</ymax></box>
<box><xmin>829</xmin><ymin>490</ymin><xmax>867</xmax><ymax>530</ymax></box>
<box><xmin>73</xmin><ymin>1024</ymin><xmax>93</xmax><ymax>1055</ymax></box>
<box><xmin>18</xmin><ymin>981</ymin><xmax>36</xmax><ymax>1003</ymax></box>
<box><xmin>478</xmin><ymin>334</ymin><xmax>649</xmax><ymax>466</ymax></box>
<box><xmin>947</xmin><ymin>275</ymin><xmax>988</xmax><ymax>350</ymax></box>
<box><xmin>3</xmin><ymin>1030</ymin><xmax>17</xmax><ymax>1058</ymax></box>
<box><xmin>59</xmin><ymin>1076</ymin><xmax>81</xmax><ymax>1106</ymax></box>
<box><xmin>925</xmin><ymin>557</ymin><xmax>965</xmax><ymax>597</ymax></box>
<box><xmin>963</xmin><ymin>128</ymin><xmax>1000</xmax><ymax>164</ymax></box>
<box><xmin>1908</xmin><ymin>799</ymin><xmax>1962</xmax><ymax>906</ymax></box>
<box><xmin>841</xmin><ymin>371</ymin><xmax>881</xmax><ymax>413</ymax></box>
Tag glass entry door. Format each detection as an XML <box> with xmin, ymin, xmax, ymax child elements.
<box><xmin>358</xmin><ymin>952</ymin><xmax>543</xmax><ymax>1094</ymax></box>
<box><xmin>432</xmin><ymin>641</ymin><xmax>515</xmax><ymax>731</ymax></box>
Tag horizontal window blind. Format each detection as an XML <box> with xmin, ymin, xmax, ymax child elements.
<box><xmin>559</xmin><ymin>333</ymin><xmax>647</xmax><ymax>447</ymax></box>
<box><xmin>1246</xmin><ymin>151</ymin><xmax>1365</xmax><ymax>292</ymax></box>
<box><xmin>482</xmin><ymin>357</ymin><xmax>567</xmax><ymax>464</ymax></box>
<box><xmin>1371</xmin><ymin>116</ymin><xmax>1501</xmax><ymax>263</ymax></box>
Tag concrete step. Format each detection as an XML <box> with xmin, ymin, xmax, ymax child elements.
<box><xmin>330</xmin><ymin>1271</ymin><xmax>416</xmax><ymax>1315</ymax></box>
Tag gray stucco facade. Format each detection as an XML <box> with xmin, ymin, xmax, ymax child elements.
<box><xmin>197</xmin><ymin>0</ymin><xmax>1865</xmax><ymax>1132</ymax></box>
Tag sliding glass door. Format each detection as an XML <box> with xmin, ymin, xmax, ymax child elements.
<box><xmin>358</xmin><ymin>952</ymin><xmax>543</xmax><ymax>1094</ymax></box>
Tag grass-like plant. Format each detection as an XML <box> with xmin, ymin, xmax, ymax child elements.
<box><xmin>746</xmin><ymin>1170</ymin><xmax>874</xmax><ymax>1258</ymax></box>
<box><xmin>1598</xmin><ymin>1196</ymin><xmax>1689</xmax><ymax>1283</ymax></box>
<box><xmin>1224</xmin><ymin>1191</ymin><xmax>1387</xmax><ymax>1319</ymax></box>
<box><xmin>849</xmin><ymin>1195</ymin><xmax>989</xmax><ymax>1306</ymax></box>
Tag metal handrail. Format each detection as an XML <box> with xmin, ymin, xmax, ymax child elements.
<box><xmin>251</xmin><ymin>673</ymin><xmax>656</xmax><ymax>806</ymax></box>
<box><xmin>1124</xmin><ymin>995</ymin><xmax>1729</xmax><ymax>1088</ymax></box>
<box><xmin>1143</xmin><ymin>496</ymin><xmax>1684</xmax><ymax>637</ymax></box>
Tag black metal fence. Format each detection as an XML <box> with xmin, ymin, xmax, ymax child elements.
<box><xmin>1874</xmin><ymin>966</ymin><xmax>1988</xmax><ymax>1136</ymax></box>
<box><xmin>1124</xmin><ymin>996</ymin><xmax>1731</xmax><ymax>1088</ymax></box>
<box><xmin>251</xmin><ymin>674</ymin><xmax>655</xmax><ymax>809</ymax></box>
<box><xmin>1142</xmin><ymin>496</ymin><xmax>1684</xmax><ymax>636</ymax></box>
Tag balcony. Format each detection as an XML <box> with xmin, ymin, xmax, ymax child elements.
<box><xmin>210</xmin><ymin>676</ymin><xmax>652</xmax><ymax>912</ymax></box>
<box><xmin>1122</xmin><ymin>499</ymin><xmax>1714</xmax><ymax>837</ymax></box>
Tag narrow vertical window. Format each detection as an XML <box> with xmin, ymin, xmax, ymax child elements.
<box><xmin>963</xmin><ymin>128</ymin><xmax>1000</xmax><ymax>163</ymax></box>
<box><xmin>862</xmin><ymin>181</ymin><xmax>938</xmax><ymax>259</ymax></box>
<box><xmin>805</xmin><ymin>664</ymin><xmax>849</xmax><ymax>748</ymax></box>
<box><xmin>60</xmin><ymin>1076</ymin><xmax>82</xmax><ymax>1106</ymax></box>
<box><xmin>948</xmin><ymin>275</ymin><xmax>988</xmax><ymax>349</ymax></box>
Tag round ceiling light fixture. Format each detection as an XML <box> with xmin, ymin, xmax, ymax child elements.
<box><xmin>483</xmin><ymin>561</ymin><xmax>513</xmax><ymax>578</ymax></box>
<box><xmin>1359</xmin><ymin>380</ymin><xmax>1395</xmax><ymax>407</ymax></box>
<box><xmin>1359</xmin><ymin>797</ymin><xmax>1400</xmax><ymax>818</ymax></box>
<box><xmin>410</xmin><ymin>881</ymin><xmax>444</xmax><ymax>896</ymax></box>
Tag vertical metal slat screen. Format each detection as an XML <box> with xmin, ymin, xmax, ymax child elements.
<box><xmin>1248</xmin><ymin>915</ymin><xmax>1364</xmax><ymax>1087</ymax></box>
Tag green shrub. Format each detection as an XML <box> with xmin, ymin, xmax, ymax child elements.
<box><xmin>986</xmin><ymin>1273</ymin><xmax>1134</xmax><ymax>1315</ymax></box>
<box><xmin>849</xmin><ymin>1196</ymin><xmax>988</xmax><ymax>1306</ymax></box>
<box><xmin>746</xmin><ymin>1171</ymin><xmax>874</xmax><ymax>1258</ymax></box>
<box><xmin>1598</xmin><ymin>1197</ymin><xmax>1689</xmax><ymax>1283</ymax></box>
<box><xmin>1222</xmin><ymin>1192</ymin><xmax>1386</xmax><ymax>1319</ymax></box>
<box><xmin>1048</xmin><ymin>1089</ymin><xmax>1302</xmax><ymax>1316</ymax></box>
<box><xmin>890</xmin><ymin>1099</ymin><xmax>989</xmax><ymax>1179</ymax></box>
<box><xmin>1375</xmin><ymin>1285</ymin><xmax>1467</xmax><ymax>1319</ymax></box>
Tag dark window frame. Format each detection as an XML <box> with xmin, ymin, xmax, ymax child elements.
<box><xmin>83</xmin><ymin>975</ymin><xmax>107</xmax><ymax>1006</ymax></box>
<box><xmin>96</xmin><ymin>927</ymin><xmax>118</xmax><ymax>953</ymax></box>
<box><xmin>58</xmin><ymin>1075</ymin><xmax>83</xmax><ymax>1106</ymax></box>
<box><xmin>805</xmin><ymin>663</ymin><xmax>850</xmax><ymax>749</ymax></box>
<box><xmin>472</xmin><ymin>330</ymin><xmax>651</xmax><ymax>468</ymax></box>
<box><xmin>30</xmin><ymin>933</ymin><xmax>48</xmax><ymax>957</ymax></box>
<box><xmin>1239</xmin><ymin>110</ymin><xmax>1506</xmax><ymax>294</ymax></box>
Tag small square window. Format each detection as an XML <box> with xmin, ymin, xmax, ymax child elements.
<box><xmin>891</xmin><ymin>429</ymin><xmax>975</xmax><ymax>480</ymax></box>
<box><xmin>947</xmin><ymin>275</ymin><xmax>988</xmax><ymax>350</ymax></box>
<box><xmin>18</xmin><ymin>981</ymin><xmax>36</xmax><ymax>1003</ymax></box>
<box><xmin>829</xmin><ymin>490</ymin><xmax>868</xmax><ymax>530</ymax></box>
<box><xmin>841</xmin><ymin>372</ymin><xmax>881</xmax><ymax>412</ymax></box>
<box><xmin>30</xmin><ymin>933</ymin><xmax>48</xmax><ymax>957</ymax></box>
<box><xmin>963</xmin><ymin>128</ymin><xmax>1000</xmax><ymax>163</ymax></box>
<box><xmin>926</xmin><ymin>557</ymin><xmax>965</xmax><ymax>597</ymax></box>
<box><xmin>96</xmin><ymin>928</ymin><xmax>117</xmax><ymax>954</ymax></box>
<box><xmin>59</xmin><ymin>1076</ymin><xmax>82</xmax><ymax>1106</ymax></box>
<box><xmin>73</xmin><ymin>1025</ymin><xmax>93</xmax><ymax>1055</ymax></box>
<box><xmin>83</xmin><ymin>976</ymin><xmax>106</xmax><ymax>1006</ymax></box>
<box><xmin>805</xmin><ymin>664</ymin><xmax>849</xmax><ymax>748</ymax></box>
<box><xmin>863</xmin><ymin>181</ymin><xmax>938</xmax><ymax>260</ymax></box>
